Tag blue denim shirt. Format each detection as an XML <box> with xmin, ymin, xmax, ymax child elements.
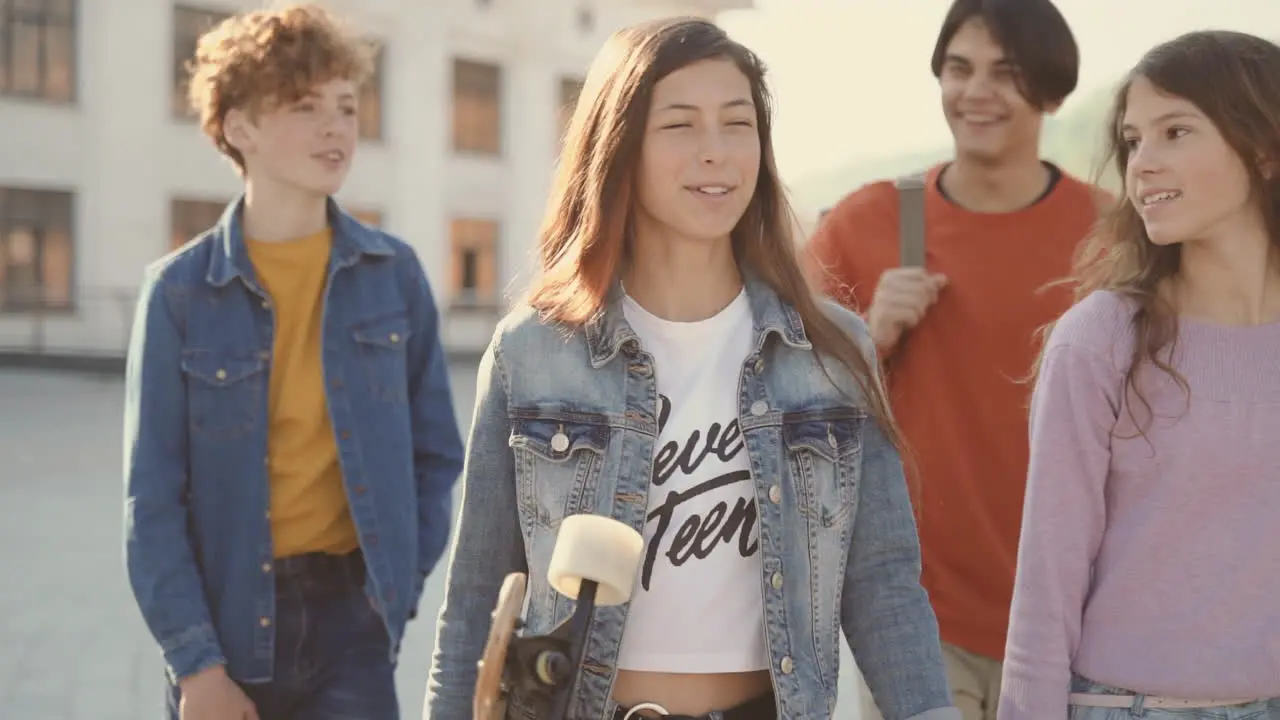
<box><xmin>426</xmin><ymin>274</ymin><xmax>958</xmax><ymax>720</ymax></box>
<box><xmin>123</xmin><ymin>197</ymin><xmax>464</xmax><ymax>684</ymax></box>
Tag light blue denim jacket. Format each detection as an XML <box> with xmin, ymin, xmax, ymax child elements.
<box><xmin>123</xmin><ymin>197</ymin><xmax>464</xmax><ymax>684</ymax></box>
<box><xmin>426</xmin><ymin>273</ymin><xmax>958</xmax><ymax>720</ymax></box>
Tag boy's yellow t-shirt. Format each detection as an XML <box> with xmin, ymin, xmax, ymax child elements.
<box><xmin>245</xmin><ymin>227</ymin><xmax>359</xmax><ymax>559</ymax></box>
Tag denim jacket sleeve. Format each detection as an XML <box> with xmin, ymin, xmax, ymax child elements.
<box><xmin>827</xmin><ymin>302</ymin><xmax>960</xmax><ymax>720</ymax></box>
<box><xmin>400</xmin><ymin>251</ymin><xmax>464</xmax><ymax>613</ymax></box>
<box><xmin>425</xmin><ymin>336</ymin><xmax>528</xmax><ymax>718</ymax></box>
<box><xmin>122</xmin><ymin>268</ymin><xmax>226</xmax><ymax>683</ymax></box>
<box><xmin>843</xmin><ymin>417</ymin><xmax>959</xmax><ymax>720</ymax></box>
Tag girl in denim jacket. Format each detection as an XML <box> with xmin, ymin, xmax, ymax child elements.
<box><xmin>426</xmin><ymin>16</ymin><xmax>959</xmax><ymax>720</ymax></box>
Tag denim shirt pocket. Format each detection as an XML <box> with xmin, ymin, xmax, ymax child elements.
<box><xmin>782</xmin><ymin>409</ymin><xmax>865</xmax><ymax>528</ymax></box>
<box><xmin>350</xmin><ymin>313</ymin><xmax>413</xmax><ymax>404</ymax></box>
<box><xmin>180</xmin><ymin>349</ymin><xmax>269</xmax><ymax>442</ymax></box>
<box><xmin>508</xmin><ymin>413</ymin><xmax>609</xmax><ymax>532</ymax></box>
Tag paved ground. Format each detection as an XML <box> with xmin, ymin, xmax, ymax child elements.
<box><xmin>0</xmin><ymin>367</ymin><xmax>868</xmax><ymax>719</ymax></box>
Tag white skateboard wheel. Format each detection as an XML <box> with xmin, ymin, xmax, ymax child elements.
<box><xmin>547</xmin><ymin>514</ymin><xmax>644</xmax><ymax>606</ymax></box>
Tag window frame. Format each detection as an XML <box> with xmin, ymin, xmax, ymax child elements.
<box><xmin>0</xmin><ymin>186</ymin><xmax>76</xmax><ymax>314</ymax></box>
<box><xmin>0</xmin><ymin>0</ymin><xmax>78</xmax><ymax>104</ymax></box>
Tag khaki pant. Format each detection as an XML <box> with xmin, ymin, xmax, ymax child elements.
<box><xmin>857</xmin><ymin>642</ymin><xmax>1002</xmax><ymax>720</ymax></box>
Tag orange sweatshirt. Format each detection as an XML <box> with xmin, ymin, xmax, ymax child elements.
<box><xmin>804</xmin><ymin>163</ymin><xmax>1105</xmax><ymax>660</ymax></box>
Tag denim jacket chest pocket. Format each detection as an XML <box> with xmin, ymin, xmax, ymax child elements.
<box><xmin>782</xmin><ymin>409</ymin><xmax>864</xmax><ymax>527</ymax></box>
<box><xmin>350</xmin><ymin>313</ymin><xmax>412</xmax><ymax>404</ymax></box>
<box><xmin>180</xmin><ymin>349</ymin><xmax>269</xmax><ymax>442</ymax></box>
<box><xmin>508</xmin><ymin>415</ymin><xmax>609</xmax><ymax>532</ymax></box>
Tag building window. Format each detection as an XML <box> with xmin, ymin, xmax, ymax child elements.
<box><xmin>449</xmin><ymin>218</ymin><xmax>498</xmax><ymax>307</ymax></box>
<box><xmin>557</xmin><ymin>76</ymin><xmax>585</xmax><ymax>144</ymax></box>
<box><xmin>452</xmin><ymin>58</ymin><xmax>501</xmax><ymax>156</ymax></box>
<box><xmin>170</xmin><ymin>197</ymin><xmax>226</xmax><ymax>252</ymax></box>
<box><xmin>0</xmin><ymin>188</ymin><xmax>74</xmax><ymax>312</ymax></box>
<box><xmin>172</xmin><ymin>5</ymin><xmax>230</xmax><ymax>118</ymax></box>
<box><xmin>358</xmin><ymin>44</ymin><xmax>384</xmax><ymax>140</ymax></box>
<box><xmin>0</xmin><ymin>0</ymin><xmax>77</xmax><ymax>103</ymax></box>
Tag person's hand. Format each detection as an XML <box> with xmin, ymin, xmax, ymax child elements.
<box><xmin>866</xmin><ymin>268</ymin><xmax>948</xmax><ymax>354</ymax></box>
<box><xmin>178</xmin><ymin>665</ymin><xmax>259</xmax><ymax>720</ymax></box>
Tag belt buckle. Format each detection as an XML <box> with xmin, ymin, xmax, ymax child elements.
<box><xmin>621</xmin><ymin>701</ymin><xmax>670</xmax><ymax>719</ymax></box>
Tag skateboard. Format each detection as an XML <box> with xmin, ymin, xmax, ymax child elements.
<box><xmin>474</xmin><ymin>514</ymin><xmax>645</xmax><ymax>720</ymax></box>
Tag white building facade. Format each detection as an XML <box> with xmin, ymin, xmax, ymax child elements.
<box><xmin>0</xmin><ymin>0</ymin><xmax>750</xmax><ymax>360</ymax></box>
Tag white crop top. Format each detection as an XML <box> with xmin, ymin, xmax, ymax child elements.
<box><xmin>614</xmin><ymin>288</ymin><xmax>769</xmax><ymax>673</ymax></box>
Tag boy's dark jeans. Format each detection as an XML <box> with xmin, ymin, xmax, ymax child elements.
<box><xmin>166</xmin><ymin>550</ymin><xmax>398</xmax><ymax>719</ymax></box>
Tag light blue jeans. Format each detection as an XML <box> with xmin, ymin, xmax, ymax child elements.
<box><xmin>1070</xmin><ymin>674</ymin><xmax>1280</xmax><ymax>719</ymax></box>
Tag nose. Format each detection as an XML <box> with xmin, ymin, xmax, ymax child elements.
<box><xmin>698</xmin><ymin>125</ymin><xmax>727</xmax><ymax>165</ymax></box>
<box><xmin>1127</xmin><ymin>139</ymin><xmax>1162</xmax><ymax>177</ymax></box>
<box><xmin>319</xmin><ymin>106</ymin><xmax>346</xmax><ymax>137</ymax></box>
<box><xmin>962</xmin><ymin>73</ymin><xmax>998</xmax><ymax>101</ymax></box>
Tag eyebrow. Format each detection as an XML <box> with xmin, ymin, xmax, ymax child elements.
<box><xmin>1121</xmin><ymin>110</ymin><xmax>1199</xmax><ymax>131</ymax></box>
<box><xmin>943</xmin><ymin>53</ymin><xmax>1014</xmax><ymax>68</ymax></box>
<box><xmin>656</xmin><ymin>98</ymin><xmax>754</xmax><ymax>112</ymax></box>
<box><xmin>299</xmin><ymin>90</ymin><xmax>356</xmax><ymax>102</ymax></box>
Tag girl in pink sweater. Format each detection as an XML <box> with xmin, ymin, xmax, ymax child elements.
<box><xmin>999</xmin><ymin>30</ymin><xmax>1280</xmax><ymax>720</ymax></box>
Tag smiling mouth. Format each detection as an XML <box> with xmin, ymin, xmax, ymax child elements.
<box><xmin>687</xmin><ymin>185</ymin><xmax>734</xmax><ymax>196</ymax></box>
<box><xmin>1142</xmin><ymin>190</ymin><xmax>1182</xmax><ymax>206</ymax></box>
<box><xmin>314</xmin><ymin>150</ymin><xmax>345</xmax><ymax>163</ymax></box>
<box><xmin>959</xmin><ymin>114</ymin><xmax>1005</xmax><ymax>125</ymax></box>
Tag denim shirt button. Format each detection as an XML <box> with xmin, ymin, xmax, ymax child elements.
<box><xmin>749</xmin><ymin>400</ymin><xmax>768</xmax><ymax>416</ymax></box>
<box><xmin>752</xmin><ymin>357</ymin><xmax>764</xmax><ymax>374</ymax></box>
<box><xmin>768</xmin><ymin>485</ymin><xmax>781</xmax><ymax>504</ymax></box>
<box><xmin>215</xmin><ymin>369</ymin><xmax>227</xmax><ymax>381</ymax></box>
<box><xmin>261</xmin><ymin>562</ymin><xmax>271</xmax><ymax>573</ymax></box>
<box><xmin>551</xmin><ymin>432</ymin><xmax>569</xmax><ymax>452</ymax></box>
<box><xmin>259</xmin><ymin>616</ymin><xmax>270</xmax><ymax>628</ymax></box>
<box><xmin>771</xmin><ymin>572</ymin><xmax>783</xmax><ymax>589</ymax></box>
<box><xmin>780</xmin><ymin>656</ymin><xmax>794</xmax><ymax>674</ymax></box>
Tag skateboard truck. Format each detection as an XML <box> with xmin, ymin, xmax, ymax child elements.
<box><xmin>499</xmin><ymin>576</ymin><xmax>601</xmax><ymax>718</ymax></box>
<box><xmin>474</xmin><ymin>514</ymin><xmax>645</xmax><ymax>720</ymax></box>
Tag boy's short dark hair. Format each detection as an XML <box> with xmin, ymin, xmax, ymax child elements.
<box><xmin>930</xmin><ymin>0</ymin><xmax>1079</xmax><ymax>109</ymax></box>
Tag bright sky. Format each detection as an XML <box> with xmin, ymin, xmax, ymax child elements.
<box><xmin>717</xmin><ymin>0</ymin><xmax>1280</xmax><ymax>183</ymax></box>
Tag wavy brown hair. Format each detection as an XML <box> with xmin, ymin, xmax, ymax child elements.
<box><xmin>186</xmin><ymin>3</ymin><xmax>376</xmax><ymax>174</ymax></box>
<box><xmin>526</xmin><ymin>17</ymin><xmax>901</xmax><ymax>447</ymax></box>
<box><xmin>1037</xmin><ymin>30</ymin><xmax>1280</xmax><ymax>431</ymax></box>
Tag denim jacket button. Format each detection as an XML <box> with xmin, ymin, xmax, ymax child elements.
<box><xmin>780</xmin><ymin>656</ymin><xmax>794</xmax><ymax>674</ymax></box>
<box><xmin>215</xmin><ymin>369</ymin><xmax>227</xmax><ymax>381</ymax></box>
<box><xmin>768</xmin><ymin>485</ymin><xmax>781</xmax><ymax>504</ymax></box>
<box><xmin>259</xmin><ymin>616</ymin><xmax>270</xmax><ymax>628</ymax></box>
<box><xmin>753</xmin><ymin>357</ymin><xmax>764</xmax><ymax>374</ymax></box>
<box><xmin>551</xmin><ymin>432</ymin><xmax>569</xmax><ymax>452</ymax></box>
<box><xmin>749</xmin><ymin>400</ymin><xmax>768</xmax><ymax>416</ymax></box>
<box><xmin>771</xmin><ymin>572</ymin><xmax>783</xmax><ymax>589</ymax></box>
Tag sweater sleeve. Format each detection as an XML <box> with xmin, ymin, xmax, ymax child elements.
<box><xmin>998</xmin><ymin>342</ymin><xmax>1120</xmax><ymax>720</ymax></box>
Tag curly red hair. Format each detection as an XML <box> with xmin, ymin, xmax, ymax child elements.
<box><xmin>186</xmin><ymin>3</ymin><xmax>375</xmax><ymax>173</ymax></box>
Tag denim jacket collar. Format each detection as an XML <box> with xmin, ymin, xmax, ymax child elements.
<box><xmin>583</xmin><ymin>267</ymin><xmax>811</xmax><ymax>368</ymax></box>
<box><xmin>205</xmin><ymin>194</ymin><xmax>394</xmax><ymax>288</ymax></box>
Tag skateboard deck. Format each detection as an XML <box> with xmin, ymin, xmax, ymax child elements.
<box><xmin>474</xmin><ymin>572</ymin><xmax>527</xmax><ymax>720</ymax></box>
<box><xmin>471</xmin><ymin>514</ymin><xmax>645</xmax><ymax>720</ymax></box>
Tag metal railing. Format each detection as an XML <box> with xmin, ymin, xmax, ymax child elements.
<box><xmin>0</xmin><ymin>286</ymin><xmax>138</xmax><ymax>359</ymax></box>
<box><xmin>0</xmin><ymin>284</ymin><xmax>497</xmax><ymax>367</ymax></box>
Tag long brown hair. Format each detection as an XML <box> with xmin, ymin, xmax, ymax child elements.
<box><xmin>526</xmin><ymin>17</ymin><xmax>901</xmax><ymax>447</ymax></box>
<box><xmin>1036</xmin><ymin>30</ymin><xmax>1280</xmax><ymax>430</ymax></box>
